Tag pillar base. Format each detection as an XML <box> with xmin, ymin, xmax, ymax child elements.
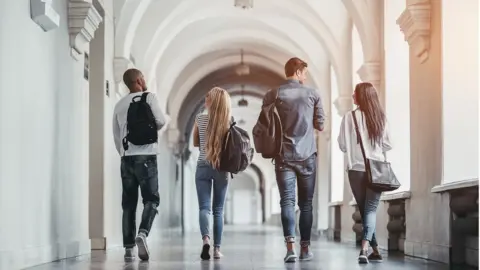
<box><xmin>404</xmin><ymin>240</ymin><xmax>450</xmax><ymax>264</ymax></box>
<box><xmin>91</xmin><ymin>237</ymin><xmax>107</xmax><ymax>250</ymax></box>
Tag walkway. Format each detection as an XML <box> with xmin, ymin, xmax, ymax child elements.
<box><xmin>27</xmin><ymin>226</ymin><xmax>451</xmax><ymax>270</ymax></box>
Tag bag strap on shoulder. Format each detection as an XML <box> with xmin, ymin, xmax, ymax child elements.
<box><xmin>140</xmin><ymin>92</ymin><xmax>149</xmax><ymax>102</ymax></box>
<box><xmin>351</xmin><ymin>110</ymin><xmax>368</xmax><ymax>165</ymax></box>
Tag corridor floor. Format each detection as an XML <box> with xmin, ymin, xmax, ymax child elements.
<box><xmin>28</xmin><ymin>226</ymin><xmax>452</xmax><ymax>270</ymax></box>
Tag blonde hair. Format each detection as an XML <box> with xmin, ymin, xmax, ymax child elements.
<box><xmin>205</xmin><ymin>87</ymin><xmax>231</xmax><ymax>169</ymax></box>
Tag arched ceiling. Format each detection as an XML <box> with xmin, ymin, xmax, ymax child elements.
<box><xmin>177</xmin><ymin>64</ymin><xmax>283</xmax><ymax>138</ymax></box>
<box><xmin>113</xmin><ymin>0</ymin><xmax>383</xmax><ymax>200</ymax></box>
<box><xmin>114</xmin><ymin>0</ymin><xmax>382</xmax><ymax>149</ymax></box>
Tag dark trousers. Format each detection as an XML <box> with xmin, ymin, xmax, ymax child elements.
<box><xmin>275</xmin><ymin>153</ymin><xmax>317</xmax><ymax>245</ymax></box>
<box><xmin>121</xmin><ymin>155</ymin><xmax>160</xmax><ymax>248</ymax></box>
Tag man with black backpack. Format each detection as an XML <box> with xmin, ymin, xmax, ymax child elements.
<box><xmin>112</xmin><ymin>68</ymin><xmax>166</xmax><ymax>262</ymax></box>
<box><xmin>253</xmin><ymin>57</ymin><xmax>325</xmax><ymax>263</ymax></box>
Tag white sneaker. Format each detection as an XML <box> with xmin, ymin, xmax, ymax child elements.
<box><xmin>135</xmin><ymin>233</ymin><xmax>150</xmax><ymax>261</ymax></box>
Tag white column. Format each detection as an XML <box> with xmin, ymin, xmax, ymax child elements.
<box><xmin>331</xmin><ymin>68</ymin><xmax>350</xmax><ymax>204</ymax></box>
<box><xmin>398</xmin><ymin>0</ymin><xmax>451</xmax><ymax>263</ymax></box>
<box><xmin>315</xmin><ymin>132</ymin><xmax>331</xmax><ymax>233</ymax></box>
<box><xmin>314</xmin><ymin>61</ymin><xmax>331</xmax><ymax>233</ymax></box>
<box><xmin>89</xmin><ymin>19</ymin><xmax>106</xmax><ymax>249</ymax></box>
<box><xmin>384</xmin><ymin>0</ymin><xmax>411</xmax><ymax>192</ymax></box>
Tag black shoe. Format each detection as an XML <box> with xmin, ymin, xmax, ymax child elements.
<box><xmin>358</xmin><ymin>250</ymin><xmax>369</xmax><ymax>264</ymax></box>
<box><xmin>368</xmin><ymin>252</ymin><xmax>383</xmax><ymax>262</ymax></box>
<box><xmin>200</xmin><ymin>243</ymin><xmax>211</xmax><ymax>260</ymax></box>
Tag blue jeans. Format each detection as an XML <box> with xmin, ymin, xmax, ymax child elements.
<box><xmin>121</xmin><ymin>155</ymin><xmax>160</xmax><ymax>248</ymax></box>
<box><xmin>275</xmin><ymin>153</ymin><xmax>317</xmax><ymax>245</ymax></box>
<box><xmin>195</xmin><ymin>161</ymin><xmax>229</xmax><ymax>247</ymax></box>
<box><xmin>348</xmin><ymin>170</ymin><xmax>382</xmax><ymax>247</ymax></box>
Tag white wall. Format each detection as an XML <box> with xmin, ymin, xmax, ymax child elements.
<box><xmin>0</xmin><ymin>1</ymin><xmax>91</xmax><ymax>268</ymax></box>
<box><xmin>0</xmin><ymin>2</ymin><xmax>179</xmax><ymax>268</ymax></box>
<box><xmin>441</xmin><ymin>0</ymin><xmax>479</xmax><ymax>183</ymax></box>
<box><xmin>384</xmin><ymin>0</ymin><xmax>410</xmax><ymax>191</ymax></box>
<box><xmin>330</xmin><ymin>66</ymin><xmax>344</xmax><ymax>202</ymax></box>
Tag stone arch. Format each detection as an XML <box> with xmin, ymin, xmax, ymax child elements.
<box><xmin>249</xmin><ymin>163</ymin><xmax>267</xmax><ymax>223</ymax></box>
<box><xmin>114</xmin><ymin>0</ymin><xmax>154</xmax><ymax>58</ymax></box>
<box><xmin>114</xmin><ymin>0</ymin><xmax>350</xmax><ymax>99</ymax></box>
<box><xmin>166</xmin><ymin>48</ymin><xmax>287</xmax><ymax>117</ymax></box>
<box><xmin>341</xmin><ymin>0</ymin><xmax>381</xmax><ymax>62</ymax></box>
<box><xmin>148</xmin><ymin>23</ymin><xmax>312</xmax><ymax>88</ymax></box>
<box><xmin>178</xmin><ymin>66</ymin><xmax>281</xmax><ymax>140</ymax></box>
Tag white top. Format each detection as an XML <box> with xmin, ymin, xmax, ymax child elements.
<box><xmin>337</xmin><ymin>109</ymin><xmax>393</xmax><ymax>172</ymax></box>
<box><xmin>113</xmin><ymin>92</ymin><xmax>167</xmax><ymax>156</ymax></box>
<box><xmin>195</xmin><ymin>113</ymin><xmax>209</xmax><ymax>162</ymax></box>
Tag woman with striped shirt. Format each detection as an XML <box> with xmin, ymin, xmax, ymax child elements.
<box><xmin>193</xmin><ymin>87</ymin><xmax>231</xmax><ymax>260</ymax></box>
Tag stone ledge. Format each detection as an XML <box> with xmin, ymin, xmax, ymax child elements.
<box><xmin>381</xmin><ymin>191</ymin><xmax>411</xmax><ymax>201</ymax></box>
<box><xmin>431</xmin><ymin>178</ymin><xmax>479</xmax><ymax>193</ymax></box>
<box><xmin>328</xmin><ymin>201</ymin><xmax>343</xmax><ymax>207</ymax></box>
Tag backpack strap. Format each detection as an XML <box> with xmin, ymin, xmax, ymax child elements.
<box><xmin>140</xmin><ymin>92</ymin><xmax>149</xmax><ymax>102</ymax></box>
<box><xmin>268</xmin><ymin>88</ymin><xmax>279</xmax><ymax>106</ymax></box>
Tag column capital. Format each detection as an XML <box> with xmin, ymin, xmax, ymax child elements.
<box><xmin>167</xmin><ymin>127</ymin><xmax>180</xmax><ymax>150</ymax></box>
<box><xmin>357</xmin><ymin>62</ymin><xmax>381</xmax><ymax>90</ymax></box>
<box><xmin>397</xmin><ymin>0</ymin><xmax>431</xmax><ymax>63</ymax></box>
<box><xmin>113</xmin><ymin>57</ymin><xmax>135</xmax><ymax>84</ymax></box>
<box><xmin>333</xmin><ymin>96</ymin><xmax>353</xmax><ymax>117</ymax></box>
<box><xmin>68</xmin><ymin>0</ymin><xmax>102</xmax><ymax>60</ymax></box>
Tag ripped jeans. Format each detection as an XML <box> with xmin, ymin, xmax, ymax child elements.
<box><xmin>121</xmin><ymin>155</ymin><xmax>160</xmax><ymax>248</ymax></box>
<box><xmin>195</xmin><ymin>161</ymin><xmax>229</xmax><ymax>247</ymax></box>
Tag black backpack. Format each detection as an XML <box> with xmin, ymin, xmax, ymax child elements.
<box><xmin>219</xmin><ymin>120</ymin><xmax>254</xmax><ymax>176</ymax></box>
<box><xmin>122</xmin><ymin>92</ymin><xmax>158</xmax><ymax>151</ymax></box>
<box><xmin>252</xmin><ymin>89</ymin><xmax>283</xmax><ymax>159</ymax></box>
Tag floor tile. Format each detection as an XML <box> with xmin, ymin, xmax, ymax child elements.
<box><xmin>26</xmin><ymin>226</ymin><xmax>453</xmax><ymax>270</ymax></box>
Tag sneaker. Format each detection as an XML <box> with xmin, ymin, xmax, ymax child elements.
<box><xmin>135</xmin><ymin>233</ymin><xmax>150</xmax><ymax>261</ymax></box>
<box><xmin>284</xmin><ymin>250</ymin><xmax>297</xmax><ymax>263</ymax></box>
<box><xmin>200</xmin><ymin>243</ymin><xmax>211</xmax><ymax>260</ymax></box>
<box><xmin>358</xmin><ymin>250</ymin><xmax>369</xmax><ymax>264</ymax></box>
<box><xmin>299</xmin><ymin>248</ymin><xmax>313</xmax><ymax>261</ymax></box>
<box><xmin>124</xmin><ymin>248</ymin><xmax>135</xmax><ymax>262</ymax></box>
<box><xmin>213</xmin><ymin>248</ymin><xmax>223</xmax><ymax>260</ymax></box>
<box><xmin>368</xmin><ymin>252</ymin><xmax>383</xmax><ymax>262</ymax></box>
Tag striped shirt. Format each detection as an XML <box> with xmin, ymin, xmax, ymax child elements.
<box><xmin>196</xmin><ymin>113</ymin><xmax>209</xmax><ymax>161</ymax></box>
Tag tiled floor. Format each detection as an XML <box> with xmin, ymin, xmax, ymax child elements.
<box><xmin>28</xmin><ymin>226</ymin><xmax>453</xmax><ymax>270</ymax></box>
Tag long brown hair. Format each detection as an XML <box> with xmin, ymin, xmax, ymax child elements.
<box><xmin>205</xmin><ymin>87</ymin><xmax>231</xmax><ymax>169</ymax></box>
<box><xmin>354</xmin><ymin>82</ymin><xmax>386</xmax><ymax>147</ymax></box>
